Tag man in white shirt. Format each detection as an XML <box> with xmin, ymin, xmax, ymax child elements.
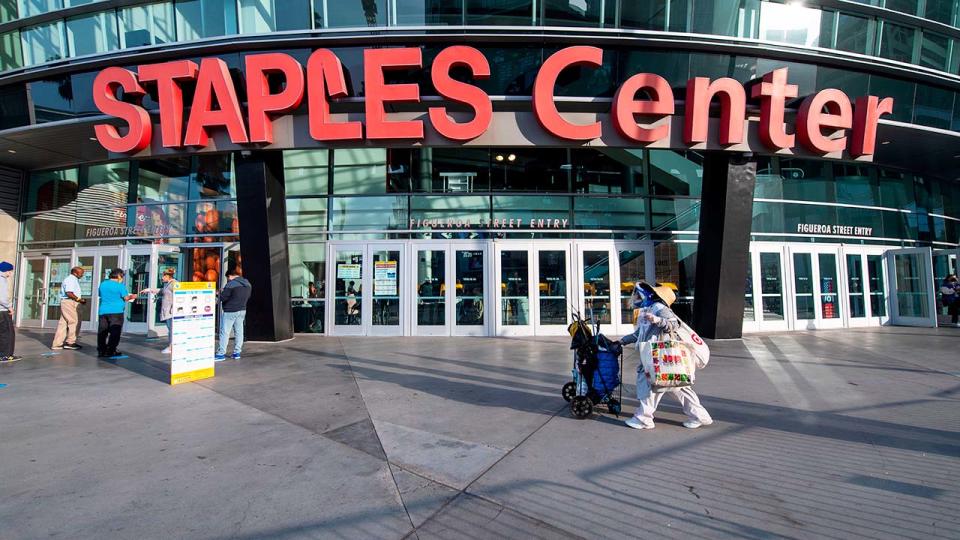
<box><xmin>52</xmin><ymin>266</ymin><xmax>87</xmax><ymax>350</ymax></box>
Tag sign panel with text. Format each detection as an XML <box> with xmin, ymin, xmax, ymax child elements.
<box><xmin>170</xmin><ymin>281</ymin><xmax>216</xmax><ymax>385</ymax></box>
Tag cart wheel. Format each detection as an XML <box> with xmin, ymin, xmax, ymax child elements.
<box><xmin>607</xmin><ymin>399</ymin><xmax>622</xmax><ymax>416</ymax></box>
<box><xmin>571</xmin><ymin>396</ymin><xmax>593</xmax><ymax>419</ymax></box>
<box><xmin>561</xmin><ymin>382</ymin><xmax>576</xmax><ymax>403</ymax></box>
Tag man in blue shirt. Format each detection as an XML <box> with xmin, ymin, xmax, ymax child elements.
<box><xmin>97</xmin><ymin>269</ymin><xmax>136</xmax><ymax>358</ymax></box>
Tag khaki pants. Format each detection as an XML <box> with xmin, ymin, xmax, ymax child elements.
<box><xmin>52</xmin><ymin>299</ymin><xmax>81</xmax><ymax>347</ymax></box>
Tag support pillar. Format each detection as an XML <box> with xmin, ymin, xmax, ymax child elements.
<box><xmin>691</xmin><ymin>153</ymin><xmax>757</xmax><ymax>339</ymax></box>
<box><xmin>235</xmin><ymin>151</ymin><xmax>293</xmax><ymax>342</ymax></box>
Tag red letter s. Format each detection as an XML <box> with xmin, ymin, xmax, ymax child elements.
<box><xmin>429</xmin><ymin>46</ymin><xmax>492</xmax><ymax>141</ymax></box>
<box><xmin>93</xmin><ymin>67</ymin><xmax>151</xmax><ymax>154</ymax></box>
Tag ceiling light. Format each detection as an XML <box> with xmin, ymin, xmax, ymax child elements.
<box><xmin>89</xmin><ymin>137</ymin><xmax>97</xmax><ymax>141</ymax></box>
<box><xmin>495</xmin><ymin>154</ymin><xmax>504</xmax><ymax>162</ymax></box>
<box><xmin>6</xmin><ymin>149</ymin><xmax>15</xmax><ymax>154</ymax></box>
<box><xmin>880</xmin><ymin>140</ymin><xmax>890</xmax><ymax>145</ymax></box>
<box><xmin>507</xmin><ymin>154</ymin><xmax>516</xmax><ymax>161</ymax></box>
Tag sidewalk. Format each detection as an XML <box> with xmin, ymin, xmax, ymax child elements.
<box><xmin>1</xmin><ymin>326</ymin><xmax>958</xmax><ymax>539</ymax></box>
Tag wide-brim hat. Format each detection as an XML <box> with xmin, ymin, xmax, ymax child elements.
<box><xmin>637</xmin><ymin>281</ymin><xmax>677</xmax><ymax>307</ymax></box>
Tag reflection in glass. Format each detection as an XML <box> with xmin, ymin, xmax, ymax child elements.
<box><xmin>618</xmin><ymin>250</ymin><xmax>645</xmax><ymax>325</ymax></box>
<box><xmin>466</xmin><ymin>0</ymin><xmax>533</xmax><ymax>25</ymax></box>
<box><xmin>583</xmin><ymin>251</ymin><xmax>611</xmax><ymax>324</ymax></box>
<box><xmin>878</xmin><ymin>21</ymin><xmax>915</xmax><ymax>64</ymax></box>
<box><xmin>372</xmin><ymin>250</ymin><xmax>400</xmax><ymax>326</ymax></box>
<box><xmin>894</xmin><ymin>253</ymin><xmax>928</xmax><ymax>318</ymax></box>
<box><xmin>793</xmin><ymin>253</ymin><xmax>815</xmax><ymax>320</ymax></box>
<box><xmin>456</xmin><ymin>250</ymin><xmax>484</xmax><ymax>326</ymax></box>
<box><xmin>126</xmin><ymin>255</ymin><xmax>150</xmax><ymax>323</ymax></box>
<box><xmin>758</xmin><ymin>1</ymin><xmax>822</xmax><ymax>47</ymax></box>
<box><xmin>239</xmin><ymin>0</ymin><xmax>311</xmax><ymax>33</ymax></box>
<box><xmin>120</xmin><ymin>2</ymin><xmax>176</xmax><ymax>48</ymax></box>
<box><xmin>760</xmin><ymin>252</ymin><xmax>784</xmax><ymax>320</ymax></box>
<box><xmin>847</xmin><ymin>254</ymin><xmax>866</xmax><ymax>318</ymax></box>
<box><xmin>501</xmin><ymin>251</ymin><xmax>529</xmax><ymax>325</ymax></box>
<box><xmin>819</xmin><ymin>253</ymin><xmax>840</xmax><ymax>319</ymax></box>
<box><xmin>66</xmin><ymin>11</ymin><xmax>119</xmax><ymax>57</ymax></box>
<box><xmin>327</xmin><ymin>0</ymin><xmax>386</xmax><ymax>27</ymax></box>
<box><xmin>417</xmin><ymin>250</ymin><xmax>445</xmax><ymax>326</ymax></box>
<box><xmin>866</xmin><ymin>255</ymin><xmax>885</xmax><ymax>317</ymax></box>
<box><xmin>284</xmin><ymin>150</ymin><xmax>329</xmax><ymax>196</ymax></box>
<box><xmin>538</xmin><ymin>250</ymin><xmax>567</xmax><ymax>325</ymax></box>
<box><xmin>45</xmin><ymin>258</ymin><xmax>70</xmax><ymax>322</ymax></box>
<box><xmin>289</xmin><ymin>243</ymin><xmax>325</xmax><ymax>333</ymax></box>
<box><xmin>17</xmin><ymin>0</ymin><xmax>61</xmax><ymax>18</ymax></box>
<box><xmin>0</xmin><ymin>30</ymin><xmax>22</xmax><ymax>71</ymax></box>
<box><xmin>21</xmin><ymin>21</ymin><xmax>65</xmax><ymax>66</ymax></box>
<box><xmin>334</xmin><ymin>250</ymin><xmax>362</xmax><ymax>325</ymax></box>
<box><xmin>175</xmin><ymin>0</ymin><xmax>238</xmax><ymax>40</ymax></box>
<box><xmin>395</xmin><ymin>0</ymin><xmax>461</xmax><ymax>25</ymax></box>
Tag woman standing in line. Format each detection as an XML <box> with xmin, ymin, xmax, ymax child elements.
<box><xmin>141</xmin><ymin>268</ymin><xmax>179</xmax><ymax>354</ymax></box>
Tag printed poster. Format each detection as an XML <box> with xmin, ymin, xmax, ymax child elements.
<box><xmin>170</xmin><ymin>281</ymin><xmax>216</xmax><ymax>385</ymax></box>
<box><xmin>337</xmin><ymin>263</ymin><xmax>361</xmax><ymax>280</ymax></box>
<box><xmin>374</xmin><ymin>261</ymin><xmax>398</xmax><ymax>296</ymax></box>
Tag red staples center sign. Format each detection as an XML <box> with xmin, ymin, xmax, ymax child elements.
<box><xmin>93</xmin><ymin>45</ymin><xmax>894</xmax><ymax>158</ymax></box>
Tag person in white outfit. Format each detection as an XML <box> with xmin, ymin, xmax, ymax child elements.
<box><xmin>619</xmin><ymin>282</ymin><xmax>713</xmax><ymax>430</ymax></box>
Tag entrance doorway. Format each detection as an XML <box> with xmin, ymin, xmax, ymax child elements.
<box><xmin>325</xmin><ymin>239</ymin><xmax>654</xmax><ymax>337</ymax></box>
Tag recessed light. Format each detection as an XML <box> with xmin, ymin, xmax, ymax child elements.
<box><xmin>89</xmin><ymin>137</ymin><xmax>97</xmax><ymax>141</ymax></box>
<box><xmin>6</xmin><ymin>149</ymin><xmax>15</xmax><ymax>154</ymax></box>
<box><xmin>880</xmin><ymin>141</ymin><xmax>890</xmax><ymax>145</ymax></box>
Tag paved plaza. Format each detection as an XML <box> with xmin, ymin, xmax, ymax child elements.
<box><xmin>1</xmin><ymin>326</ymin><xmax>958</xmax><ymax>539</ymax></box>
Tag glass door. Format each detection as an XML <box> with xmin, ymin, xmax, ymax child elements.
<box><xmin>744</xmin><ymin>244</ymin><xmax>789</xmax><ymax>332</ymax></box>
<box><xmin>788</xmin><ymin>247</ymin><xmax>844</xmax><ymax>330</ymax></box>
<box><xmin>615</xmin><ymin>244</ymin><xmax>655</xmax><ymax>335</ymax></box>
<box><xmin>452</xmin><ymin>243</ymin><xmax>488</xmax><ymax>336</ymax></box>
<box><xmin>574</xmin><ymin>242</ymin><xmax>654</xmax><ymax>336</ymax></box>
<box><xmin>151</xmin><ymin>247</ymin><xmax>182</xmax><ymax>337</ymax></box>
<box><xmin>534</xmin><ymin>244</ymin><xmax>571</xmax><ymax>336</ymax></box>
<box><xmin>842</xmin><ymin>247</ymin><xmax>888</xmax><ymax>327</ymax></box>
<box><xmin>413</xmin><ymin>243</ymin><xmax>449</xmax><ymax>336</ymax></box>
<box><xmin>577</xmin><ymin>246</ymin><xmax>615</xmax><ymax>334</ymax></box>
<box><xmin>932</xmin><ymin>248</ymin><xmax>959</xmax><ymax>327</ymax></box>
<box><xmin>368</xmin><ymin>243</ymin><xmax>404</xmax><ymax>336</ymax></box>
<box><xmin>74</xmin><ymin>250</ymin><xmax>98</xmax><ymax>329</ymax></box>
<box><xmin>494</xmin><ymin>243</ymin><xmax>533</xmax><ymax>336</ymax></box>
<box><xmin>885</xmin><ymin>247</ymin><xmax>937</xmax><ymax>327</ymax></box>
<box><xmin>330</xmin><ymin>244</ymin><xmax>364</xmax><ymax>336</ymax></box>
<box><xmin>16</xmin><ymin>255</ymin><xmax>49</xmax><ymax>328</ymax></box>
<box><xmin>124</xmin><ymin>246</ymin><xmax>153</xmax><ymax>334</ymax></box>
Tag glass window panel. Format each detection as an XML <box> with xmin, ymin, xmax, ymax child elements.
<box><xmin>120</xmin><ymin>2</ymin><xmax>177</xmax><ymax>48</ymax></box>
<box><xmin>22</xmin><ymin>214</ymin><xmax>76</xmax><ymax>243</ymax></box>
<box><xmin>650</xmin><ymin>150</ymin><xmax>703</xmax><ymax>197</ymax></box>
<box><xmin>79</xmin><ymin>162</ymin><xmax>130</xmax><ymax>208</ymax></box>
<box><xmin>0</xmin><ymin>0</ymin><xmax>16</xmax><ymax>23</ymax></box>
<box><xmin>137</xmin><ymin>158</ymin><xmax>191</xmax><ymax>203</ymax></box>
<box><xmin>372</xmin><ymin>249</ymin><xmax>401</xmax><ymax>326</ymax></box>
<box><xmin>919</xmin><ymin>32</ymin><xmax>950</xmax><ymax>72</ymax></box>
<box><xmin>500</xmin><ymin>250</ymin><xmax>529</xmax><ymax>325</ymax></box>
<box><xmin>759</xmin><ymin>1</ymin><xmax>822</xmax><ymax>47</ymax></box>
<box><xmin>284</xmin><ymin>149</ymin><xmax>329</xmax><ymax>196</ymax></box>
<box><xmin>456</xmin><ymin>249</ymin><xmax>484</xmax><ymax>326</ymax></box>
<box><xmin>332</xmin><ymin>148</ymin><xmax>388</xmax><ymax>194</ymax></box>
<box><xmin>582</xmin><ymin>250</ymin><xmax>611</xmax><ymax>324</ymax></box>
<box><xmin>884</xmin><ymin>0</ymin><xmax>918</xmax><ymax>16</ymax></box>
<box><xmin>476</xmin><ymin>47</ymin><xmax>543</xmax><ymax>96</ymax></box>
<box><xmin>689</xmin><ymin>0</ymin><xmax>746</xmax><ymax>37</ymax></box>
<box><xmin>288</xmin><ymin>242</ymin><xmax>326</xmax><ymax>333</ymax></box>
<box><xmin>778</xmin><ymin>158</ymin><xmax>833</xmax><ymax>202</ymax></box>
<box><xmin>175</xmin><ymin>0</ymin><xmax>238</xmax><ymax>40</ymax></box>
<box><xmin>833</xmin><ymin>164</ymin><xmax>877</xmax><ymax>206</ymax></box>
<box><xmin>334</xmin><ymin>249</ymin><xmax>362</xmax><ymax>325</ymax></box>
<box><xmin>466</xmin><ymin>0</ymin><xmax>533</xmax><ymax>25</ymax></box>
<box><xmin>328</xmin><ymin>0</ymin><xmax>386</xmax><ymax>27</ymax></box>
<box><xmin>26</xmin><ymin>168</ymin><xmax>78</xmax><ymax>213</ymax></box>
<box><xmin>620</xmin><ymin>0</ymin><xmax>667</xmax><ymax>30</ymax></box>
<box><xmin>924</xmin><ymin>0</ymin><xmax>955</xmax><ymax>25</ymax></box>
<box><xmin>426</xmin><ymin>147</ymin><xmax>491</xmax><ymax>192</ymax></box>
<box><xmin>847</xmin><ymin>254</ymin><xmax>866</xmax><ymax>318</ymax></box>
<box><xmin>867</xmin><ymin>254</ymin><xmax>886</xmax><ymax>317</ymax></box>
<box><xmin>819</xmin><ymin>253</ymin><xmax>840</xmax><ymax>319</ymax></box>
<box><xmin>416</xmin><ymin>250</ymin><xmax>445</xmax><ymax>326</ymax></box>
<box><xmin>618</xmin><ymin>250</ymin><xmax>645</xmax><ymax>325</ymax></box>
<box><xmin>793</xmin><ymin>253</ymin><xmax>815</xmax><ymax>319</ymax></box>
<box><xmin>30</xmin><ymin>73</ymin><xmax>101</xmax><ymax>123</ymax></box>
<box><xmin>18</xmin><ymin>0</ymin><xmax>60</xmax><ymax>17</ymax></box>
<box><xmin>815</xmin><ymin>67</ymin><xmax>869</xmax><ymax>103</ymax></box>
<box><xmin>571</xmin><ymin>149</ymin><xmax>643</xmax><ymax>194</ymax></box>
<box><xmin>330</xmin><ymin>196</ymin><xmax>407</xmax><ymax>230</ymax></box>
<box><xmin>653</xmin><ymin>242</ymin><xmax>696</xmax><ymax>319</ymax></box>
<box><xmin>894</xmin><ymin>253</ymin><xmax>929</xmax><ymax>318</ymax></box>
<box><xmin>192</xmin><ymin>154</ymin><xmax>235</xmax><ymax>199</ymax></box>
<box><xmin>492</xmin><ymin>195</ymin><xmax>569</xmax><ymax>225</ymax></box>
<box><xmin>490</xmin><ymin>148</ymin><xmax>570</xmax><ymax>191</ymax></box>
<box><xmin>395</xmin><ymin>0</ymin><xmax>462</xmax><ymax>25</ymax></box>
<box><xmin>538</xmin><ymin>250</ymin><xmax>567</xmax><ymax>325</ymax></box>
<box><xmin>543</xmin><ymin>0</ymin><xmax>612</xmax><ymax>27</ymax></box>
<box><xmin>0</xmin><ymin>84</ymin><xmax>29</xmax><ymax>129</ymax></box>
<box><xmin>287</xmin><ymin>198</ymin><xmax>328</xmax><ymax>231</ymax></box>
<box><xmin>759</xmin><ymin>252</ymin><xmax>784</xmax><ymax>320</ymax></box>
<box><xmin>575</xmin><ymin>197</ymin><xmax>646</xmax><ymax>229</ymax></box>
<box><xmin>914</xmin><ymin>84</ymin><xmax>954</xmax><ymax>130</ymax></box>
<box><xmin>835</xmin><ymin>13</ymin><xmax>871</xmax><ymax>54</ymax></box>
<box><xmin>868</xmin><ymin>75</ymin><xmax>914</xmax><ymax>123</ymax></box>
<box><xmin>651</xmin><ymin>198</ymin><xmax>700</xmax><ymax>231</ymax></box>
<box><xmin>21</xmin><ymin>21</ymin><xmax>65</xmax><ymax>66</ymax></box>
<box><xmin>66</xmin><ymin>11</ymin><xmax>120</xmax><ymax>58</ymax></box>
<box><xmin>0</xmin><ymin>30</ymin><xmax>22</xmax><ymax>71</ymax></box>
<box><xmin>410</xmin><ymin>195</ymin><xmax>490</xmax><ymax>229</ymax></box>
<box><xmin>240</xmin><ymin>0</ymin><xmax>311</xmax><ymax>33</ymax></box>
<box><xmin>878</xmin><ymin>21</ymin><xmax>915</xmax><ymax>64</ymax></box>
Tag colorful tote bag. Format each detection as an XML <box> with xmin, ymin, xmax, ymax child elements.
<box><xmin>639</xmin><ymin>334</ymin><xmax>695</xmax><ymax>392</ymax></box>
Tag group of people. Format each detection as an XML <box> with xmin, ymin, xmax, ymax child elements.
<box><xmin>0</xmin><ymin>260</ymin><xmax>250</xmax><ymax>363</ymax></box>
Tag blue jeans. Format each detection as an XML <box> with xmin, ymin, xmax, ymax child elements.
<box><xmin>217</xmin><ymin>310</ymin><xmax>246</xmax><ymax>356</ymax></box>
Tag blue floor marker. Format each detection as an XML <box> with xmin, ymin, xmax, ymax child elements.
<box><xmin>42</xmin><ymin>352</ymin><xmax>60</xmax><ymax>357</ymax></box>
<box><xmin>0</xmin><ymin>384</ymin><xmax>7</xmax><ymax>389</ymax></box>
<box><xmin>110</xmin><ymin>355</ymin><xmax>129</xmax><ymax>360</ymax></box>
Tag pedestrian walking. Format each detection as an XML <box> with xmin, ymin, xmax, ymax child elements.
<box><xmin>140</xmin><ymin>268</ymin><xmax>178</xmax><ymax>354</ymax></box>
<box><xmin>51</xmin><ymin>266</ymin><xmax>87</xmax><ymax>350</ymax></box>
<box><xmin>941</xmin><ymin>274</ymin><xmax>959</xmax><ymax>327</ymax></box>
<box><xmin>0</xmin><ymin>261</ymin><xmax>20</xmax><ymax>363</ymax></box>
<box><xmin>97</xmin><ymin>269</ymin><xmax>136</xmax><ymax>358</ymax></box>
<box><xmin>216</xmin><ymin>266</ymin><xmax>251</xmax><ymax>361</ymax></box>
<box><xmin>619</xmin><ymin>282</ymin><xmax>713</xmax><ymax>430</ymax></box>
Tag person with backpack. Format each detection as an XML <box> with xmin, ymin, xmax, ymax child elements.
<box><xmin>618</xmin><ymin>282</ymin><xmax>713</xmax><ymax>430</ymax></box>
<box><xmin>216</xmin><ymin>266</ymin><xmax>251</xmax><ymax>361</ymax></box>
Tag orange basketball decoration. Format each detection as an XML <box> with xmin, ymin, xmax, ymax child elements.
<box><xmin>192</xmin><ymin>271</ymin><xmax>204</xmax><ymax>281</ymax></box>
<box><xmin>204</xmin><ymin>254</ymin><xmax>218</xmax><ymax>269</ymax></box>
<box><xmin>194</xmin><ymin>214</ymin><xmax>206</xmax><ymax>233</ymax></box>
<box><xmin>204</xmin><ymin>209</ymin><xmax>220</xmax><ymax>231</ymax></box>
<box><xmin>204</xmin><ymin>269</ymin><xmax>219</xmax><ymax>282</ymax></box>
<box><xmin>231</xmin><ymin>218</ymin><xmax>239</xmax><ymax>234</ymax></box>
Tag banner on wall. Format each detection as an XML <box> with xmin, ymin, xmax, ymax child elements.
<box><xmin>374</xmin><ymin>261</ymin><xmax>398</xmax><ymax>296</ymax></box>
<box><xmin>170</xmin><ymin>281</ymin><xmax>216</xmax><ymax>385</ymax></box>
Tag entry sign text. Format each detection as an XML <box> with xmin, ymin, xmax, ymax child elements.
<box><xmin>797</xmin><ymin>223</ymin><xmax>874</xmax><ymax>237</ymax></box>
<box><xmin>170</xmin><ymin>281</ymin><xmax>216</xmax><ymax>385</ymax></box>
<box><xmin>94</xmin><ymin>46</ymin><xmax>893</xmax><ymax>158</ymax></box>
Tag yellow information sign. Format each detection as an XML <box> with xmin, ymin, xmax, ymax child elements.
<box><xmin>170</xmin><ymin>281</ymin><xmax>216</xmax><ymax>385</ymax></box>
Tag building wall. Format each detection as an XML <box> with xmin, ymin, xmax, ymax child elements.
<box><xmin>0</xmin><ymin>166</ymin><xmax>20</xmax><ymax>265</ymax></box>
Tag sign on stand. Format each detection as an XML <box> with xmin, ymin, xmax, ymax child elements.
<box><xmin>170</xmin><ymin>282</ymin><xmax>216</xmax><ymax>385</ymax></box>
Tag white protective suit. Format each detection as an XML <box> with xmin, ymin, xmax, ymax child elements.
<box><xmin>620</xmin><ymin>302</ymin><xmax>712</xmax><ymax>428</ymax></box>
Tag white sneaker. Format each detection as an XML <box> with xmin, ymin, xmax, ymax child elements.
<box><xmin>161</xmin><ymin>347</ymin><xmax>171</xmax><ymax>354</ymax></box>
<box><xmin>683</xmin><ymin>419</ymin><xmax>714</xmax><ymax>429</ymax></box>
<box><xmin>625</xmin><ymin>417</ymin><xmax>655</xmax><ymax>430</ymax></box>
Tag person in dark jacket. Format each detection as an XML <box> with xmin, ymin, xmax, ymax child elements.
<box><xmin>216</xmin><ymin>266</ymin><xmax>252</xmax><ymax>361</ymax></box>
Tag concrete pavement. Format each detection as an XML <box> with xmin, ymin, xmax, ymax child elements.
<box><xmin>1</xmin><ymin>326</ymin><xmax>958</xmax><ymax>539</ymax></box>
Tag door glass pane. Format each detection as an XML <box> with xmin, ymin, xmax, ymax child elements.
<box><xmin>583</xmin><ymin>251</ymin><xmax>611</xmax><ymax>324</ymax></box>
<box><xmin>867</xmin><ymin>255</ymin><xmax>886</xmax><ymax>317</ymax></box>
<box><xmin>372</xmin><ymin>250</ymin><xmax>400</xmax><ymax>326</ymax></box>
<box><xmin>847</xmin><ymin>254</ymin><xmax>865</xmax><ymax>318</ymax></box>
<box><xmin>100</xmin><ymin>256</ymin><xmax>119</xmax><ymax>281</ymax></box>
<box><xmin>126</xmin><ymin>255</ymin><xmax>150</xmax><ymax>323</ymax></box>
<box><xmin>334</xmin><ymin>250</ymin><xmax>362</xmax><ymax>326</ymax></box>
<box><xmin>894</xmin><ymin>253</ymin><xmax>929</xmax><ymax>318</ymax></box>
<box><xmin>760</xmin><ymin>252</ymin><xmax>784</xmax><ymax>321</ymax></box>
<box><xmin>77</xmin><ymin>256</ymin><xmax>95</xmax><ymax>298</ymax></box>
<box><xmin>744</xmin><ymin>253</ymin><xmax>754</xmax><ymax>322</ymax></box>
<box><xmin>45</xmin><ymin>258</ymin><xmax>71</xmax><ymax>321</ymax></box>
<box><xmin>417</xmin><ymin>250</ymin><xmax>445</xmax><ymax>326</ymax></box>
<box><xmin>538</xmin><ymin>250</ymin><xmax>567</xmax><ymax>325</ymax></box>
<box><xmin>618</xmin><ymin>250</ymin><xmax>645</xmax><ymax>326</ymax></box>
<box><xmin>819</xmin><ymin>253</ymin><xmax>840</xmax><ymax>319</ymax></box>
<box><xmin>455</xmin><ymin>250</ymin><xmax>484</xmax><ymax>326</ymax></box>
<box><xmin>290</xmin><ymin>244</ymin><xmax>325</xmax><ymax>333</ymax></box>
<box><xmin>156</xmin><ymin>252</ymin><xmax>181</xmax><ymax>323</ymax></box>
<box><xmin>793</xmin><ymin>253</ymin><xmax>815</xmax><ymax>319</ymax></box>
<box><xmin>501</xmin><ymin>251</ymin><xmax>529</xmax><ymax>326</ymax></box>
<box><xmin>23</xmin><ymin>259</ymin><xmax>45</xmax><ymax>320</ymax></box>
